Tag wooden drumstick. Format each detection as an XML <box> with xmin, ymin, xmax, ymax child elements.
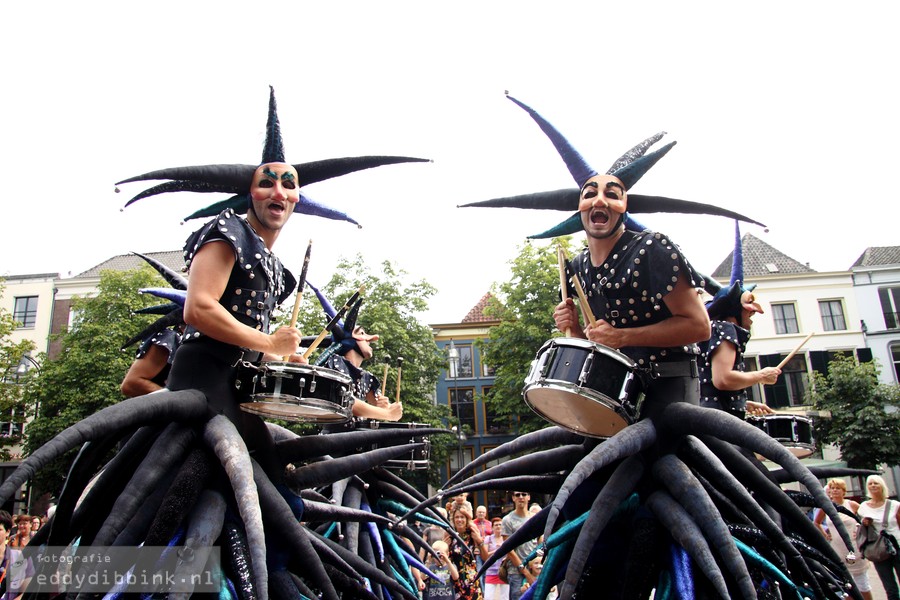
<box><xmin>381</xmin><ymin>360</ymin><xmax>389</xmax><ymax>397</ymax></box>
<box><xmin>302</xmin><ymin>286</ymin><xmax>364</xmax><ymax>360</ymax></box>
<box><xmin>283</xmin><ymin>239</ymin><xmax>312</xmax><ymax>360</ymax></box>
<box><xmin>776</xmin><ymin>332</ymin><xmax>815</xmax><ymax>370</ymax></box>
<box><xmin>395</xmin><ymin>357</ymin><xmax>403</xmax><ymax>403</ymax></box>
<box><xmin>570</xmin><ymin>275</ymin><xmax>597</xmax><ymax>327</ymax></box>
<box><xmin>557</xmin><ymin>245</ymin><xmax>572</xmax><ymax>337</ymax></box>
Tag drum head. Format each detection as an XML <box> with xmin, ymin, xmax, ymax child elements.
<box><xmin>524</xmin><ymin>384</ymin><xmax>630</xmax><ymax>438</ymax></box>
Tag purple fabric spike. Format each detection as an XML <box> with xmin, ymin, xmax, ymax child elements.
<box><xmin>670</xmin><ymin>543</ymin><xmax>694</xmax><ymax>600</ymax></box>
<box><xmin>139</xmin><ymin>287</ymin><xmax>187</xmax><ymax>306</ymax></box>
<box><xmin>730</xmin><ymin>220</ymin><xmax>743</xmax><ymax>287</ymax></box>
<box><xmin>507</xmin><ymin>95</ymin><xmax>597</xmax><ymax>186</ymax></box>
<box><xmin>307</xmin><ymin>281</ymin><xmax>340</xmax><ymax>322</ymax></box>
<box><xmin>296</xmin><ymin>193</ymin><xmax>361</xmax><ymax>226</ymax></box>
<box><xmin>261</xmin><ymin>86</ymin><xmax>285</xmax><ymax>164</ymax></box>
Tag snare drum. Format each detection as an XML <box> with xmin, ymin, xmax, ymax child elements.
<box><xmin>523</xmin><ymin>338</ymin><xmax>644</xmax><ymax>438</ymax></box>
<box><xmin>236</xmin><ymin>361</ymin><xmax>353</xmax><ymax>423</ymax></box>
<box><xmin>362</xmin><ymin>421</ymin><xmax>431</xmax><ymax>470</ymax></box>
<box><xmin>748</xmin><ymin>414</ymin><xmax>815</xmax><ymax>458</ymax></box>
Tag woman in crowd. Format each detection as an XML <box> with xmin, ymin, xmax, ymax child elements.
<box><xmin>483</xmin><ymin>516</ymin><xmax>509</xmax><ymax>600</ymax></box>
<box><xmin>857</xmin><ymin>474</ymin><xmax>900</xmax><ymax>600</ymax></box>
<box><xmin>9</xmin><ymin>516</ymin><xmax>31</xmax><ymax>549</ymax></box>
<box><xmin>445</xmin><ymin>506</ymin><xmax>487</xmax><ymax>600</ymax></box>
<box><xmin>814</xmin><ymin>478</ymin><xmax>873</xmax><ymax>600</ymax></box>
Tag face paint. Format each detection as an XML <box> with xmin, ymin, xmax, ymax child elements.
<box><xmin>578</xmin><ymin>175</ymin><xmax>627</xmax><ymax>240</ymax></box>
<box><xmin>248</xmin><ymin>162</ymin><xmax>300</xmax><ymax>233</ymax></box>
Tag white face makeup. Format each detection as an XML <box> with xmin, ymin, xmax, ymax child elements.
<box><xmin>578</xmin><ymin>175</ymin><xmax>627</xmax><ymax>239</ymax></box>
<box><xmin>248</xmin><ymin>163</ymin><xmax>300</xmax><ymax>232</ymax></box>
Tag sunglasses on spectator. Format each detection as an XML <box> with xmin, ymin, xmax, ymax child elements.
<box><xmin>512</xmin><ymin>492</ymin><xmax>529</xmax><ymax>498</ymax></box>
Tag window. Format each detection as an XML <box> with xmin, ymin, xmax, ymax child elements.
<box><xmin>482</xmin><ymin>360</ymin><xmax>495</xmax><ymax>377</ymax></box>
<box><xmin>819</xmin><ymin>300</ymin><xmax>846</xmax><ymax>331</ymax></box>
<box><xmin>482</xmin><ymin>387</ymin><xmax>512</xmax><ymax>435</ymax></box>
<box><xmin>744</xmin><ymin>356</ymin><xmax>763</xmax><ymax>404</ymax></box>
<box><xmin>762</xmin><ymin>354</ymin><xmax>809</xmax><ymax>408</ymax></box>
<box><xmin>447</xmin><ymin>446</ymin><xmax>474</xmax><ymax>479</ymax></box>
<box><xmin>892</xmin><ymin>344</ymin><xmax>900</xmax><ymax>384</ymax></box>
<box><xmin>772</xmin><ymin>303</ymin><xmax>799</xmax><ymax>334</ymax></box>
<box><xmin>449</xmin><ymin>387</ymin><xmax>477</xmax><ymax>434</ymax></box>
<box><xmin>879</xmin><ymin>287</ymin><xmax>900</xmax><ymax>329</ymax></box>
<box><xmin>448</xmin><ymin>344</ymin><xmax>474</xmax><ymax>379</ymax></box>
<box><xmin>12</xmin><ymin>296</ymin><xmax>38</xmax><ymax>329</ymax></box>
<box><xmin>0</xmin><ymin>409</ymin><xmax>23</xmax><ymax>438</ymax></box>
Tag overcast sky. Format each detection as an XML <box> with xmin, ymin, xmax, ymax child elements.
<box><xmin>2</xmin><ymin>2</ymin><xmax>897</xmax><ymax>324</ymax></box>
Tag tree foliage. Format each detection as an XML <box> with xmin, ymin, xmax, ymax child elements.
<box><xmin>284</xmin><ymin>254</ymin><xmax>450</xmax><ymax>484</ymax></box>
<box><xmin>807</xmin><ymin>355</ymin><xmax>900</xmax><ymax>469</ymax></box>
<box><xmin>478</xmin><ymin>238</ymin><xmax>582</xmax><ymax>434</ymax></box>
<box><xmin>0</xmin><ymin>281</ymin><xmax>36</xmax><ymax>461</ymax></box>
<box><xmin>23</xmin><ymin>267</ymin><xmax>164</xmax><ymax>493</ymax></box>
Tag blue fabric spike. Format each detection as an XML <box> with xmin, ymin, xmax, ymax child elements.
<box><xmin>528</xmin><ymin>212</ymin><xmax>583</xmax><ymax>239</ymax></box>
<box><xmin>670</xmin><ymin>543</ymin><xmax>694</xmax><ymax>600</ymax></box>
<box><xmin>607</xmin><ymin>132</ymin><xmax>667</xmax><ymax>174</ymax></box>
<box><xmin>732</xmin><ymin>537</ymin><xmax>810</xmax><ymax>599</ymax></box>
<box><xmin>730</xmin><ymin>220</ymin><xmax>744</xmax><ymax>287</ymax></box>
<box><xmin>507</xmin><ymin>94</ymin><xmax>597</xmax><ymax>186</ymax></box>
<box><xmin>612</xmin><ymin>141</ymin><xmax>677</xmax><ymax>190</ymax></box>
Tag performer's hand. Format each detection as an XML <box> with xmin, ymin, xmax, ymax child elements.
<box><xmin>418</xmin><ymin>580</ymin><xmax>426</xmax><ymax>592</ymax></box>
<box><xmin>585</xmin><ymin>319</ymin><xmax>625</xmax><ymax>349</ymax></box>
<box><xmin>268</xmin><ymin>327</ymin><xmax>302</xmax><ymax>357</ymax></box>
<box><xmin>554</xmin><ymin>298</ymin><xmax>582</xmax><ymax>338</ymax></box>
<box><xmin>757</xmin><ymin>367</ymin><xmax>781</xmax><ymax>385</ymax></box>
<box><xmin>374</xmin><ymin>394</ymin><xmax>391</xmax><ymax>408</ymax></box>
<box><xmin>286</xmin><ymin>353</ymin><xmax>308</xmax><ymax>365</ymax></box>
<box><xmin>746</xmin><ymin>401</ymin><xmax>774</xmax><ymax>416</ymax></box>
<box><xmin>385</xmin><ymin>401</ymin><xmax>403</xmax><ymax>422</ymax></box>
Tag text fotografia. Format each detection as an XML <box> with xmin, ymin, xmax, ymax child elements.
<box><xmin>18</xmin><ymin>546</ymin><xmax>222</xmax><ymax>593</ymax></box>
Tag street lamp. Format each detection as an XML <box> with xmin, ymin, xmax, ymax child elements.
<box><xmin>447</xmin><ymin>341</ymin><xmax>463</xmax><ymax>477</ymax></box>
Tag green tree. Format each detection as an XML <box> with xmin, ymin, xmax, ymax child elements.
<box><xmin>285</xmin><ymin>254</ymin><xmax>450</xmax><ymax>484</ymax></box>
<box><xmin>0</xmin><ymin>281</ymin><xmax>37</xmax><ymax>461</ymax></box>
<box><xmin>478</xmin><ymin>238</ymin><xmax>582</xmax><ymax>434</ymax></box>
<box><xmin>23</xmin><ymin>267</ymin><xmax>163</xmax><ymax>493</ymax></box>
<box><xmin>807</xmin><ymin>355</ymin><xmax>900</xmax><ymax>469</ymax></box>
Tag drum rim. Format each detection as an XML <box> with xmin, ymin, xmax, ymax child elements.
<box><xmin>240</xmin><ymin>396</ymin><xmax>352</xmax><ymax>423</ymax></box>
<box><xmin>541</xmin><ymin>336</ymin><xmax>637</xmax><ymax>368</ymax></box>
<box><xmin>255</xmin><ymin>361</ymin><xmax>354</xmax><ymax>384</ymax></box>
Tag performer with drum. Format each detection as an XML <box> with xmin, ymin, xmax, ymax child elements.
<box><xmin>699</xmin><ymin>222</ymin><xmax>780</xmax><ymax>420</ymax></box>
<box><xmin>308</xmin><ymin>284</ymin><xmax>403</xmax><ymax>422</ymax></box>
<box><xmin>117</xmin><ymin>87</ymin><xmax>425</xmax><ymax>439</ymax></box>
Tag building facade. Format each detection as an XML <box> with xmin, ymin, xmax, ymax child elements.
<box><xmin>850</xmin><ymin>246</ymin><xmax>900</xmax><ymax>385</ymax></box>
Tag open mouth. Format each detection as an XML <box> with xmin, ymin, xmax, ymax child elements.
<box><xmin>268</xmin><ymin>202</ymin><xmax>286</xmax><ymax>215</ymax></box>
<box><xmin>590</xmin><ymin>209</ymin><xmax>610</xmax><ymax>225</ymax></box>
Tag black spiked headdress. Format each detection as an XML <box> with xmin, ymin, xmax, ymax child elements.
<box><xmin>460</xmin><ymin>94</ymin><xmax>764</xmax><ymax>238</ymax></box>
<box><xmin>116</xmin><ymin>87</ymin><xmax>429</xmax><ymax>226</ymax></box>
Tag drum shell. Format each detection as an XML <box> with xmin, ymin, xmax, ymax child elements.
<box><xmin>236</xmin><ymin>361</ymin><xmax>353</xmax><ymax>423</ymax></box>
<box><xmin>523</xmin><ymin>338</ymin><xmax>643</xmax><ymax>438</ymax></box>
<box><xmin>748</xmin><ymin>414</ymin><xmax>815</xmax><ymax>458</ymax></box>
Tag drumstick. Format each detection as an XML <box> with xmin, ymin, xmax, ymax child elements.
<box><xmin>302</xmin><ymin>286</ymin><xmax>364</xmax><ymax>360</ymax></box>
<box><xmin>395</xmin><ymin>357</ymin><xmax>403</xmax><ymax>403</ymax></box>
<box><xmin>381</xmin><ymin>360</ymin><xmax>389</xmax><ymax>397</ymax></box>
<box><xmin>283</xmin><ymin>239</ymin><xmax>312</xmax><ymax>360</ymax></box>
<box><xmin>557</xmin><ymin>245</ymin><xmax>572</xmax><ymax>337</ymax></box>
<box><xmin>569</xmin><ymin>275</ymin><xmax>597</xmax><ymax>327</ymax></box>
<box><xmin>776</xmin><ymin>332</ymin><xmax>815</xmax><ymax>370</ymax></box>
